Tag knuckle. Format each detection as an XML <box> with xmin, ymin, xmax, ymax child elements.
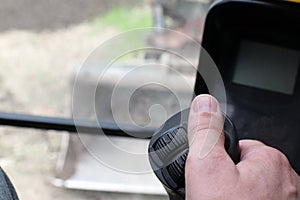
<box><xmin>260</xmin><ymin>146</ymin><xmax>290</xmax><ymax>166</ymax></box>
<box><xmin>245</xmin><ymin>139</ymin><xmax>265</xmax><ymax>146</ymax></box>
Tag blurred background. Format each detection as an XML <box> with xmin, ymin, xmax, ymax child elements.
<box><xmin>0</xmin><ymin>0</ymin><xmax>213</xmax><ymax>199</ymax></box>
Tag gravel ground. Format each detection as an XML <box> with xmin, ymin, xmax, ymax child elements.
<box><xmin>0</xmin><ymin>24</ymin><xmax>94</xmax><ymax>199</ymax></box>
<box><xmin>0</xmin><ymin>0</ymin><xmax>138</xmax><ymax>32</ymax></box>
<box><xmin>0</xmin><ymin>1</ymin><xmax>200</xmax><ymax>199</ymax></box>
<box><xmin>0</xmin><ymin>15</ymin><xmax>166</xmax><ymax>200</ymax></box>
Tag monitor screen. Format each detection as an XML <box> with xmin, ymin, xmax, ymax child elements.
<box><xmin>232</xmin><ymin>40</ymin><xmax>300</xmax><ymax>95</ymax></box>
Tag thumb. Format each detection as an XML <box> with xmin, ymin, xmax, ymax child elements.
<box><xmin>187</xmin><ymin>94</ymin><xmax>232</xmax><ymax>163</ymax></box>
<box><xmin>186</xmin><ymin>95</ymin><xmax>238</xmax><ymax>198</ymax></box>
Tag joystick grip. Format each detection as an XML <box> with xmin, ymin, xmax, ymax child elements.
<box><xmin>148</xmin><ymin>108</ymin><xmax>240</xmax><ymax>199</ymax></box>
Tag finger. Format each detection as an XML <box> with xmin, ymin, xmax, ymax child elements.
<box><xmin>185</xmin><ymin>95</ymin><xmax>238</xmax><ymax>196</ymax></box>
<box><xmin>186</xmin><ymin>94</ymin><xmax>237</xmax><ymax>172</ymax></box>
<box><xmin>238</xmin><ymin>139</ymin><xmax>265</xmax><ymax>161</ymax></box>
<box><xmin>237</xmin><ymin>140</ymin><xmax>298</xmax><ymax>185</ymax></box>
<box><xmin>188</xmin><ymin>94</ymin><xmax>227</xmax><ymax>160</ymax></box>
<box><xmin>238</xmin><ymin>140</ymin><xmax>289</xmax><ymax>168</ymax></box>
<box><xmin>237</xmin><ymin>140</ymin><xmax>288</xmax><ymax>174</ymax></box>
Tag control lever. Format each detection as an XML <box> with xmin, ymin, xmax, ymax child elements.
<box><xmin>148</xmin><ymin>108</ymin><xmax>240</xmax><ymax>199</ymax></box>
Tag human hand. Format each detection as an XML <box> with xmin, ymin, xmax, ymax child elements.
<box><xmin>186</xmin><ymin>94</ymin><xmax>300</xmax><ymax>199</ymax></box>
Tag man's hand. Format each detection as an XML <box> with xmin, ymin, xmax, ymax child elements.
<box><xmin>186</xmin><ymin>94</ymin><xmax>300</xmax><ymax>199</ymax></box>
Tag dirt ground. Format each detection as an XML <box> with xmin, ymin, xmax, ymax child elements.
<box><xmin>0</xmin><ymin>1</ymin><xmax>167</xmax><ymax>199</ymax></box>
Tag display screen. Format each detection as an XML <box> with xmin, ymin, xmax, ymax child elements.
<box><xmin>232</xmin><ymin>40</ymin><xmax>300</xmax><ymax>95</ymax></box>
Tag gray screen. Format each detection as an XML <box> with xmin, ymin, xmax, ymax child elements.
<box><xmin>232</xmin><ymin>40</ymin><xmax>300</xmax><ymax>95</ymax></box>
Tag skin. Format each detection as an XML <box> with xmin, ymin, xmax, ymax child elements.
<box><xmin>185</xmin><ymin>94</ymin><xmax>300</xmax><ymax>200</ymax></box>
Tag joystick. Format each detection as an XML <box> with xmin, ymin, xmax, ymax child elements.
<box><xmin>148</xmin><ymin>108</ymin><xmax>240</xmax><ymax>199</ymax></box>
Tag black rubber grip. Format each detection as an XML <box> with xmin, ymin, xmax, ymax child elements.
<box><xmin>148</xmin><ymin>108</ymin><xmax>240</xmax><ymax>199</ymax></box>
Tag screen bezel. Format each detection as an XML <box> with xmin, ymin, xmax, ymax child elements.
<box><xmin>195</xmin><ymin>0</ymin><xmax>300</xmax><ymax>175</ymax></box>
<box><xmin>195</xmin><ymin>0</ymin><xmax>300</xmax><ymax>109</ymax></box>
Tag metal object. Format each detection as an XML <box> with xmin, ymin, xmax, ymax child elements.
<box><xmin>0</xmin><ymin>112</ymin><xmax>154</xmax><ymax>137</ymax></box>
<box><xmin>0</xmin><ymin>111</ymin><xmax>167</xmax><ymax>195</ymax></box>
<box><xmin>52</xmin><ymin>59</ymin><xmax>196</xmax><ymax>195</ymax></box>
